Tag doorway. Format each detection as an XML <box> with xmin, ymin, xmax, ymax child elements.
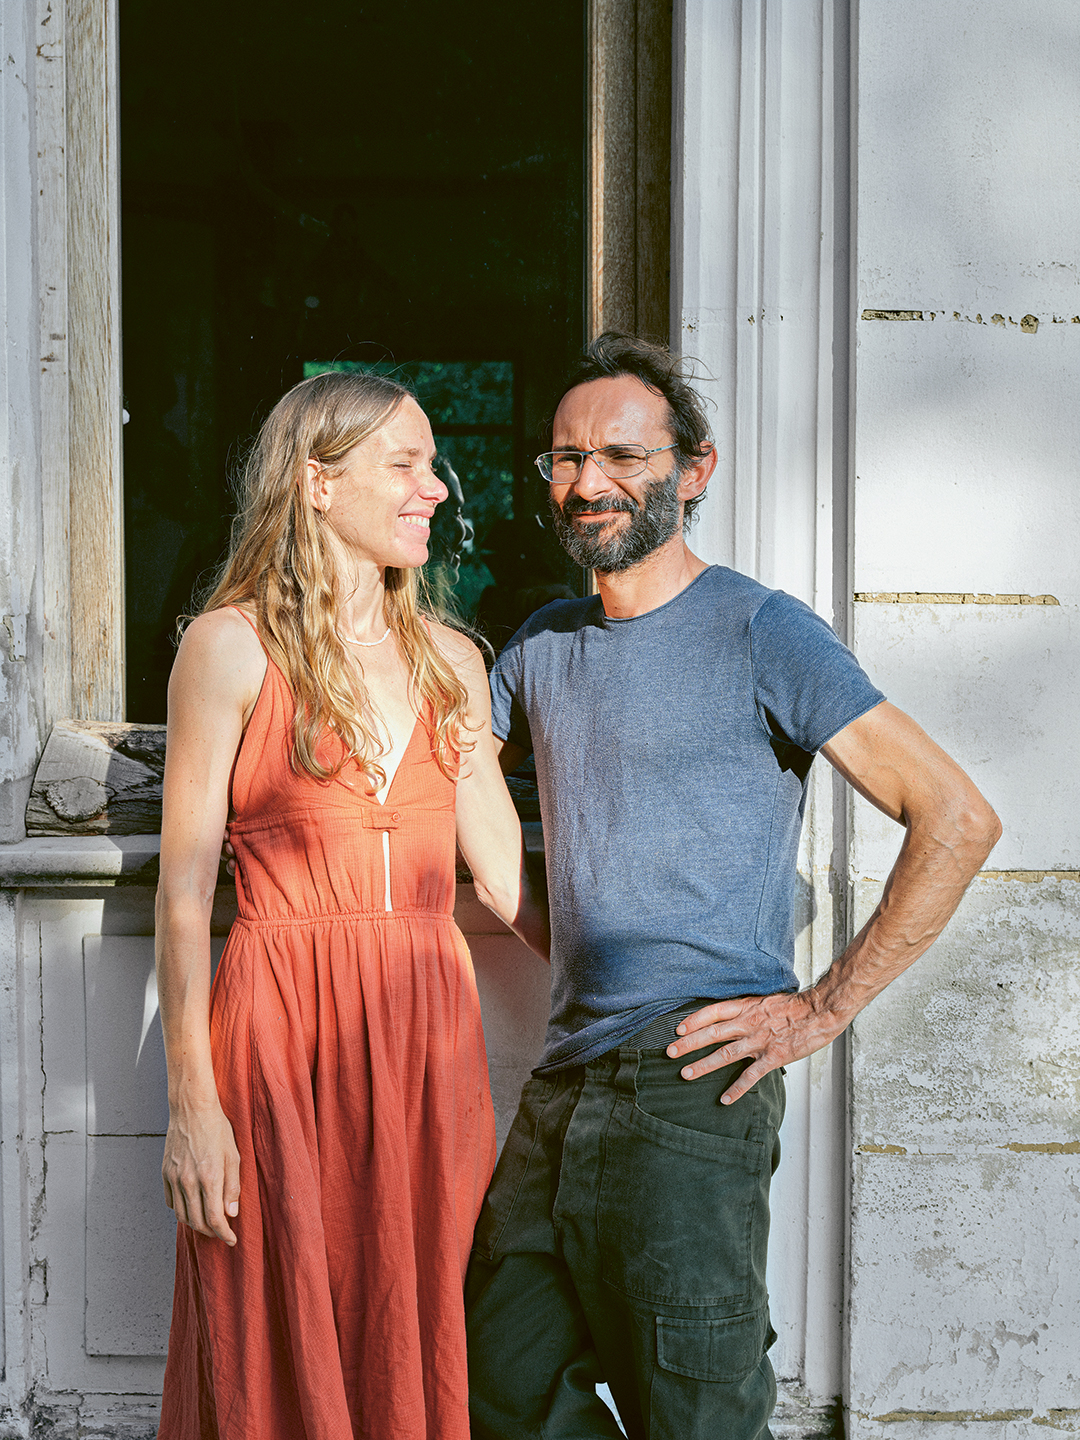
<box><xmin>121</xmin><ymin>0</ymin><xmax>588</xmax><ymax>720</ymax></box>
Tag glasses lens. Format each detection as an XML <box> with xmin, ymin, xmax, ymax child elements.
<box><xmin>538</xmin><ymin>452</ymin><xmax>584</xmax><ymax>484</ymax></box>
<box><xmin>595</xmin><ymin>445</ymin><xmax>649</xmax><ymax>478</ymax></box>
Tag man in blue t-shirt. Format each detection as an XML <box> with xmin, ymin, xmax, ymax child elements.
<box><xmin>465</xmin><ymin>333</ymin><xmax>1000</xmax><ymax>1440</ymax></box>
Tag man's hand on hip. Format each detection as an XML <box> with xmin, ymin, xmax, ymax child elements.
<box><xmin>666</xmin><ymin>991</ymin><xmax>845</xmax><ymax>1105</ymax></box>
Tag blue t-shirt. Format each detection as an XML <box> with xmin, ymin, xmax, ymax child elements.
<box><xmin>490</xmin><ymin>565</ymin><xmax>885</xmax><ymax>1072</ymax></box>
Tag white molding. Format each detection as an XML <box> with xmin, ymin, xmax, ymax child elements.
<box><xmin>673</xmin><ymin>0</ymin><xmax>851</xmax><ymax>1407</ymax></box>
<box><xmin>0</xmin><ymin>891</ymin><xmax>31</xmax><ymax>1408</ymax></box>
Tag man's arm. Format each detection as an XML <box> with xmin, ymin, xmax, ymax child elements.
<box><xmin>666</xmin><ymin>701</ymin><xmax>1002</xmax><ymax>1104</ymax></box>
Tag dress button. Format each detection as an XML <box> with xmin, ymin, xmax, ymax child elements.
<box><xmin>391</xmin><ymin>811</ymin><xmax>401</xmax><ymax>822</ymax></box>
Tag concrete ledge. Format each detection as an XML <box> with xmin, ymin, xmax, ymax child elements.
<box><xmin>0</xmin><ymin>825</ymin><xmax>546</xmax><ymax>890</ymax></box>
<box><xmin>0</xmin><ymin>834</ymin><xmax>161</xmax><ymax>887</ymax></box>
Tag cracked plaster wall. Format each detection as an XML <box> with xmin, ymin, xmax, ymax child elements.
<box><xmin>848</xmin><ymin>2</ymin><xmax>1080</xmax><ymax>1435</ymax></box>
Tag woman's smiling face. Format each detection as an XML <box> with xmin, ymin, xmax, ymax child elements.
<box><xmin>309</xmin><ymin>396</ymin><xmax>449</xmax><ymax>571</ymax></box>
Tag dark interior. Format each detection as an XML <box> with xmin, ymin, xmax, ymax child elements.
<box><xmin>121</xmin><ymin>0</ymin><xmax>586</xmax><ymax>721</ymax></box>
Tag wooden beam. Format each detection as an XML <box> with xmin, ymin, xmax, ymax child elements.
<box><xmin>26</xmin><ymin>721</ymin><xmax>165</xmax><ymax>836</ymax></box>
<box><xmin>67</xmin><ymin>0</ymin><xmax>124</xmax><ymax>721</ymax></box>
<box><xmin>587</xmin><ymin>0</ymin><xmax>673</xmax><ymax>342</ymax></box>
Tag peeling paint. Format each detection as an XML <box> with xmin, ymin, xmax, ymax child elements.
<box><xmin>859</xmin><ymin>1143</ymin><xmax>908</xmax><ymax>1154</ymax></box>
<box><xmin>977</xmin><ymin>871</ymin><xmax>1080</xmax><ymax>883</ymax></box>
<box><xmin>862</xmin><ymin>309</ymin><xmax>1068</xmax><ymax>330</ymax></box>
<box><xmin>869</xmin><ymin>1409</ymin><xmax>1034</xmax><ymax>1423</ymax></box>
<box><xmin>1000</xmin><ymin>1141</ymin><xmax>1079</xmax><ymax>1154</ymax></box>
<box><xmin>853</xmin><ymin>592</ymin><xmax>1060</xmax><ymax>606</ymax></box>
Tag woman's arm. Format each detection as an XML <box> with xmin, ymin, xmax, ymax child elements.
<box><xmin>438</xmin><ymin>628</ymin><xmax>550</xmax><ymax>960</ymax></box>
<box><xmin>156</xmin><ymin>608</ymin><xmax>266</xmax><ymax>1245</ymax></box>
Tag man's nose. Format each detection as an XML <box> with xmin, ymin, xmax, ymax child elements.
<box><xmin>569</xmin><ymin>452</ymin><xmax>615</xmax><ymax>501</ymax></box>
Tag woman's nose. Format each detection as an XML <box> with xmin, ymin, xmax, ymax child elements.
<box><xmin>423</xmin><ymin>470</ymin><xmax>450</xmax><ymax>504</ymax></box>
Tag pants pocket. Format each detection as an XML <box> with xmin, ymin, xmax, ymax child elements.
<box><xmin>656</xmin><ymin>1309</ymin><xmax>770</xmax><ymax>1383</ymax></box>
<box><xmin>597</xmin><ymin>1100</ymin><xmax>769</xmax><ymax>1307</ymax></box>
<box><xmin>472</xmin><ymin>1076</ymin><xmax>556</xmax><ymax>1259</ymax></box>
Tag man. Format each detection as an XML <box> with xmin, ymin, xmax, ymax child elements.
<box><xmin>465</xmin><ymin>333</ymin><xmax>1001</xmax><ymax>1440</ymax></box>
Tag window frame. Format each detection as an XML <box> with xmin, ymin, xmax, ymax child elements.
<box><xmin>45</xmin><ymin>0</ymin><xmax>672</xmax><ymax>727</ymax></box>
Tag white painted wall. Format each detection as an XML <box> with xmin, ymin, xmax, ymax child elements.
<box><xmin>676</xmin><ymin>1</ymin><xmax>1080</xmax><ymax>1435</ymax></box>
<box><xmin>848</xmin><ymin>2</ymin><xmax>1080</xmax><ymax>1436</ymax></box>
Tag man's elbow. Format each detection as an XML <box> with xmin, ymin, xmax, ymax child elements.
<box><xmin>955</xmin><ymin>791</ymin><xmax>1002</xmax><ymax>865</ymax></box>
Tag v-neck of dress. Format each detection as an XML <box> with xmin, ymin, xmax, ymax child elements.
<box><xmin>371</xmin><ymin>712</ymin><xmax>422</xmax><ymax>806</ymax></box>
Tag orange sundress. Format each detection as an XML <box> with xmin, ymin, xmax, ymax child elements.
<box><xmin>158</xmin><ymin>632</ymin><xmax>496</xmax><ymax>1440</ymax></box>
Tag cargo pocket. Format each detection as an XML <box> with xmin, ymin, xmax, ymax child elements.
<box><xmin>598</xmin><ymin>1100</ymin><xmax>768</xmax><ymax>1308</ymax></box>
<box><xmin>656</xmin><ymin>1309</ymin><xmax>769</xmax><ymax>1383</ymax></box>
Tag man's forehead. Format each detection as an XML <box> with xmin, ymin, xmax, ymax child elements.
<box><xmin>553</xmin><ymin>375</ymin><xmax>671</xmax><ymax>442</ymax></box>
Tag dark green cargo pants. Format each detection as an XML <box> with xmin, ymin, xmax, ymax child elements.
<box><xmin>465</xmin><ymin>1040</ymin><xmax>785</xmax><ymax>1440</ymax></box>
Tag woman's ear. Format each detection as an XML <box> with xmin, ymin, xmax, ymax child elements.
<box><xmin>306</xmin><ymin>457</ymin><xmax>332</xmax><ymax>514</ymax></box>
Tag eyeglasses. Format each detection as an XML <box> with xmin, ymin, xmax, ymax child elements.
<box><xmin>534</xmin><ymin>443</ymin><xmax>677</xmax><ymax>485</ymax></box>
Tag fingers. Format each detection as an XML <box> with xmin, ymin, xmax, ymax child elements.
<box><xmin>674</xmin><ymin>998</ymin><xmax>746</xmax><ymax>1039</ymax></box>
<box><xmin>170</xmin><ymin>1175</ymin><xmax>238</xmax><ymax>1245</ymax></box>
<box><xmin>200</xmin><ymin>1182</ymin><xmax>238</xmax><ymax>1246</ymax></box>
<box><xmin>162</xmin><ymin>1140</ymin><xmax>241</xmax><ymax>1244</ymax></box>
<box><xmin>224</xmin><ymin>1150</ymin><xmax>241</xmax><ymax>1221</ymax></box>
<box><xmin>666</xmin><ymin>1001</ymin><xmax>749</xmax><ymax>1059</ymax></box>
<box><xmin>720</xmin><ymin>1058</ymin><xmax>772</xmax><ymax>1106</ymax></box>
<box><xmin>673</xmin><ymin>1037</ymin><xmax>752</xmax><ymax>1081</ymax></box>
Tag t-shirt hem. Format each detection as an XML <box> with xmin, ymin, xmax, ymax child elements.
<box><xmin>533</xmin><ymin>984</ymin><xmax>800</xmax><ymax>1074</ymax></box>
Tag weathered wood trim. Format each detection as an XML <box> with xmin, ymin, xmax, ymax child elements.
<box><xmin>27</xmin><ymin>721</ymin><xmax>165</xmax><ymax>836</ymax></box>
<box><xmin>587</xmin><ymin>0</ymin><xmax>673</xmax><ymax>342</ymax></box>
<box><xmin>37</xmin><ymin>0</ymin><xmax>73</xmax><ymax>725</ymax></box>
<box><xmin>66</xmin><ymin>0</ymin><xmax>123</xmax><ymax>721</ymax></box>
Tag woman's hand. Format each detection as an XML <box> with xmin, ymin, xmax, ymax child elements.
<box><xmin>162</xmin><ymin>1099</ymin><xmax>242</xmax><ymax>1245</ymax></box>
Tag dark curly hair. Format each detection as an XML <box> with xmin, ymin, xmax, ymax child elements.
<box><xmin>557</xmin><ymin>331</ymin><xmax>714</xmax><ymax>527</ymax></box>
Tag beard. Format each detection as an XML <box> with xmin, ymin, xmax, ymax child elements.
<box><xmin>548</xmin><ymin>468</ymin><xmax>683</xmax><ymax>574</ymax></box>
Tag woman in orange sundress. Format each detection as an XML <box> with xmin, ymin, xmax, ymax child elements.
<box><xmin>155</xmin><ymin>370</ymin><xmax>548</xmax><ymax>1440</ymax></box>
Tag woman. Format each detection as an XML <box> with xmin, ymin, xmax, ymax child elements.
<box><xmin>155</xmin><ymin>370</ymin><xmax>547</xmax><ymax>1440</ymax></box>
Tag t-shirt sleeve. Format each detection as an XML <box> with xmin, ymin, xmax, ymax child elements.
<box><xmin>489</xmin><ymin>633</ymin><xmax>533</xmax><ymax>752</ymax></box>
<box><xmin>749</xmin><ymin>591</ymin><xmax>885</xmax><ymax>752</ymax></box>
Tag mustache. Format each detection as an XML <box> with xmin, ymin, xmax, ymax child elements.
<box><xmin>560</xmin><ymin>493</ymin><xmax>638</xmax><ymax>519</ymax></box>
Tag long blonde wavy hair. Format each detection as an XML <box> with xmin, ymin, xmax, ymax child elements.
<box><xmin>202</xmin><ymin>369</ymin><xmax>470</xmax><ymax>783</ymax></box>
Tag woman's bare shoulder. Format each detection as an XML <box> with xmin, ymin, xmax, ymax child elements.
<box><xmin>425</xmin><ymin>618</ymin><xmax>487</xmax><ymax>678</ymax></box>
<box><xmin>172</xmin><ymin>608</ymin><xmax>267</xmax><ymax>709</ymax></box>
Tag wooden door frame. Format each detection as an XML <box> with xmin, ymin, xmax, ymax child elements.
<box><xmin>588</xmin><ymin>0</ymin><xmax>673</xmax><ymax>343</ymax></box>
<box><xmin>38</xmin><ymin>0</ymin><xmax>124</xmax><ymax>727</ymax></box>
